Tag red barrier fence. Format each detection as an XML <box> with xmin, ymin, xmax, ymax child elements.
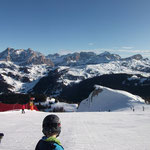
<box><xmin>0</xmin><ymin>103</ymin><xmax>38</xmax><ymax>112</ymax></box>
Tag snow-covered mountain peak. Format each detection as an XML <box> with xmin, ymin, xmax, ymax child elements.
<box><xmin>78</xmin><ymin>85</ymin><xmax>146</xmax><ymax>112</ymax></box>
<box><xmin>99</xmin><ymin>51</ymin><xmax>111</xmax><ymax>56</ymax></box>
<box><xmin>123</xmin><ymin>54</ymin><xmax>143</xmax><ymax>61</ymax></box>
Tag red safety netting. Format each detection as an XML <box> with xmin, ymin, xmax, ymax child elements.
<box><xmin>0</xmin><ymin>103</ymin><xmax>38</xmax><ymax>112</ymax></box>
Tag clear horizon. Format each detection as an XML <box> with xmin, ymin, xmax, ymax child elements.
<box><xmin>0</xmin><ymin>0</ymin><xmax>150</xmax><ymax>58</ymax></box>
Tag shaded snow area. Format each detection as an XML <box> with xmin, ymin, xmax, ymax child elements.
<box><xmin>0</xmin><ymin>110</ymin><xmax>150</xmax><ymax>150</ymax></box>
<box><xmin>78</xmin><ymin>85</ymin><xmax>148</xmax><ymax>112</ymax></box>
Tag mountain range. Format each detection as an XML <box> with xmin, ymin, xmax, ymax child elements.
<box><xmin>0</xmin><ymin>48</ymin><xmax>150</xmax><ymax>103</ymax></box>
<box><xmin>0</xmin><ymin>48</ymin><xmax>146</xmax><ymax>67</ymax></box>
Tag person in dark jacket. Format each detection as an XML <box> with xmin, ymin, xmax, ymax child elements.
<box><xmin>0</xmin><ymin>133</ymin><xmax>4</xmax><ymax>143</ymax></box>
<box><xmin>35</xmin><ymin>114</ymin><xmax>64</xmax><ymax>150</ymax></box>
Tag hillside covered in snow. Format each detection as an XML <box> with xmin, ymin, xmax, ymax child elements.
<box><xmin>78</xmin><ymin>85</ymin><xmax>147</xmax><ymax>112</ymax></box>
<box><xmin>0</xmin><ymin>48</ymin><xmax>150</xmax><ymax>103</ymax></box>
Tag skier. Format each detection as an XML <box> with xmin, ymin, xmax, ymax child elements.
<box><xmin>22</xmin><ymin>105</ymin><xmax>25</xmax><ymax>114</ymax></box>
<box><xmin>35</xmin><ymin>114</ymin><xmax>64</xmax><ymax>150</ymax></box>
<box><xmin>143</xmin><ymin>106</ymin><xmax>145</xmax><ymax>111</ymax></box>
<box><xmin>0</xmin><ymin>133</ymin><xmax>4</xmax><ymax>143</ymax></box>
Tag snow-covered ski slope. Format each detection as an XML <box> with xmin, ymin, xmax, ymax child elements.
<box><xmin>0</xmin><ymin>110</ymin><xmax>150</xmax><ymax>150</ymax></box>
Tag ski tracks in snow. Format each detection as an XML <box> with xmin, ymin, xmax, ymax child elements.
<box><xmin>60</xmin><ymin>113</ymin><xmax>100</xmax><ymax>150</ymax></box>
<box><xmin>1</xmin><ymin>110</ymin><xmax>150</xmax><ymax>150</ymax></box>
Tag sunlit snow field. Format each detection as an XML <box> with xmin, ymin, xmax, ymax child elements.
<box><xmin>0</xmin><ymin>109</ymin><xmax>150</xmax><ymax>150</ymax></box>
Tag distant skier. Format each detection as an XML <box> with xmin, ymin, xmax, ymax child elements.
<box><xmin>0</xmin><ymin>133</ymin><xmax>4</xmax><ymax>143</ymax></box>
<box><xmin>132</xmin><ymin>106</ymin><xmax>135</xmax><ymax>112</ymax></box>
<box><xmin>22</xmin><ymin>105</ymin><xmax>25</xmax><ymax>114</ymax></box>
<box><xmin>143</xmin><ymin>106</ymin><xmax>145</xmax><ymax>111</ymax></box>
<box><xmin>35</xmin><ymin>114</ymin><xmax>64</xmax><ymax>150</ymax></box>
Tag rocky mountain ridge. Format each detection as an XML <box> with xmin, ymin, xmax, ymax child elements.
<box><xmin>0</xmin><ymin>48</ymin><xmax>54</xmax><ymax>66</ymax></box>
<box><xmin>46</xmin><ymin>51</ymin><xmax>144</xmax><ymax>66</ymax></box>
<box><xmin>0</xmin><ymin>48</ymin><xmax>146</xmax><ymax>67</ymax></box>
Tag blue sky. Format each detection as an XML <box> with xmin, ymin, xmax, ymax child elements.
<box><xmin>0</xmin><ymin>0</ymin><xmax>150</xmax><ymax>58</ymax></box>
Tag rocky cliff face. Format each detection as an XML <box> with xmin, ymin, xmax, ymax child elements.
<box><xmin>46</xmin><ymin>51</ymin><xmax>122</xmax><ymax>66</ymax></box>
<box><xmin>0</xmin><ymin>48</ymin><xmax>145</xmax><ymax>67</ymax></box>
<box><xmin>0</xmin><ymin>48</ymin><xmax>54</xmax><ymax>66</ymax></box>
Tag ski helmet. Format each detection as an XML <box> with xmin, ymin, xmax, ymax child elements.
<box><xmin>42</xmin><ymin>114</ymin><xmax>61</xmax><ymax>136</ymax></box>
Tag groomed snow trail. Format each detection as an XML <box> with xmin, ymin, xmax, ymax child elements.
<box><xmin>0</xmin><ymin>110</ymin><xmax>150</xmax><ymax>150</ymax></box>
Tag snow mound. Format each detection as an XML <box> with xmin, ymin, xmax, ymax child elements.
<box><xmin>78</xmin><ymin>85</ymin><xmax>146</xmax><ymax>112</ymax></box>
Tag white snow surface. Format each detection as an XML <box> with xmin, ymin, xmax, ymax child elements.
<box><xmin>0</xmin><ymin>58</ymin><xmax>150</xmax><ymax>93</ymax></box>
<box><xmin>58</xmin><ymin>59</ymin><xmax>150</xmax><ymax>85</ymax></box>
<box><xmin>0</xmin><ymin>61</ymin><xmax>48</xmax><ymax>93</ymax></box>
<box><xmin>78</xmin><ymin>85</ymin><xmax>147</xmax><ymax>112</ymax></box>
<box><xmin>0</xmin><ymin>110</ymin><xmax>150</xmax><ymax>150</ymax></box>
